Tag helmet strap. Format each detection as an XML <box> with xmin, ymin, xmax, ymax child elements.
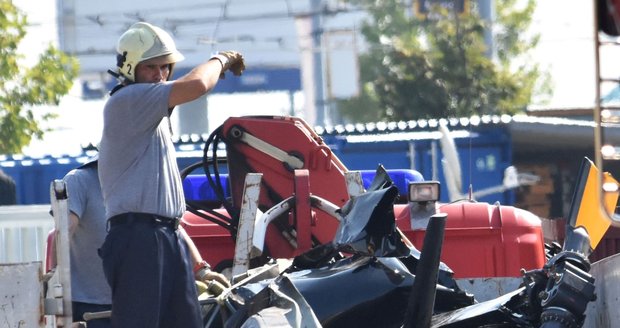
<box><xmin>109</xmin><ymin>83</ymin><xmax>125</xmax><ymax>96</ymax></box>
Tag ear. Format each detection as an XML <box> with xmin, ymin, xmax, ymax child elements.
<box><xmin>168</xmin><ymin>63</ymin><xmax>176</xmax><ymax>81</ymax></box>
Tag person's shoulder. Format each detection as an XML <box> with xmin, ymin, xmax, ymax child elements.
<box><xmin>107</xmin><ymin>83</ymin><xmax>170</xmax><ymax>105</ymax></box>
<box><xmin>63</xmin><ymin>167</ymin><xmax>81</xmax><ymax>180</ymax></box>
<box><xmin>64</xmin><ymin>166</ymin><xmax>97</xmax><ymax>182</ymax></box>
<box><xmin>115</xmin><ymin>82</ymin><xmax>170</xmax><ymax>94</ymax></box>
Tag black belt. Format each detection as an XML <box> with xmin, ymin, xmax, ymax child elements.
<box><xmin>107</xmin><ymin>213</ymin><xmax>180</xmax><ymax>231</ymax></box>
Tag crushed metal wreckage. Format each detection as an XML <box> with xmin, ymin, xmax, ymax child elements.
<box><xmin>197</xmin><ymin>166</ymin><xmax>597</xmax><ymax>328</ymax></box>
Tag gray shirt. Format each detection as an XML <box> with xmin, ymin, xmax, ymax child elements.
<box><xmin>99</xmin><ymin>82</ymin><xmax>185</xmax><ymax>219</ymax></box>
<box><xmin>64</xmin><ymin>165</ymin><xmax>112</xmax><ymax>304</ymax></box>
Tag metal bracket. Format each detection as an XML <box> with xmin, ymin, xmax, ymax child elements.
<box><xmin>231</xmin><ymin>126</ymin><xmax>304</xmax><ymax>169</ymax></box>
<box><xmin>232</xmin><ymin>173</ymin><xmax>263</xmax><ymax>279</ymax></box>
<box><xmin>45</xmin><ymin>179</ymin><xmax>73</xmax><ymax>327</ymax></box>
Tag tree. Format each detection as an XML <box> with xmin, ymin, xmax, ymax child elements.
<box><xmin>0</xmin><ymin>1</ymin><xmax>79</xmax><ymax>154</ymax></box>
<box><xmin>338</xmin><ymin>0</ymin><xmax>550</xmax><ymax>122</ymax></box>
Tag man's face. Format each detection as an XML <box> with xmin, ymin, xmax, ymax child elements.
<box><xmin>135</xmin><ymin>57</ymin><xmax>171</xmax><ymax>83</ymax></box>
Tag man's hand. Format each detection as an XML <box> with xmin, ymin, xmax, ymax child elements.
<box><xmin>210</xmin><ymin>51</ymin><xmax>245</xmax><ymax>78</ymax></box>
<box><xmin>197</xmin><ymin>267</ymin><xmax>230</xmax><ymax>287</ymax></box>
<box><xmin>195</xmin><ymin>265</ymin><xmax>231</xmax><ymax>298</ymax></box>
<box><xmin>220</xmin><ymin>51</ymin><xmax>245</xmax><ymax>76</ymax></box>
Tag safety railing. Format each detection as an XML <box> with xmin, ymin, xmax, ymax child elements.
<box><xmin>0</xmin><ymin>205</ymin><xmax>54</xmax><ymax>263</ymax></box>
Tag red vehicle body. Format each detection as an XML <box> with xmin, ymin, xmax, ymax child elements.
<box><xmin>181</xmin><ymin>116</ymin><xmax>546</xmax><ymax>279</ymax></box>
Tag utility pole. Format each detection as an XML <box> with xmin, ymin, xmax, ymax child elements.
<box><xmin>311</xmin><ymin>0</ymin><xmax>327</xmax><ymax>126</ymax></box>
<box><xmin>57</xmin><ymin>0</ymin><xmax>77</xmax><ymax>55</ymax></box>
<box><xmin>478</xmin><ymin>0</ymin><xmax>495</xmax><ymax>59</ymax></box>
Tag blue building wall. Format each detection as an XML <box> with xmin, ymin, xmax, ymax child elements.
<box><xmin>321</xmin><ymin>125</ymin><xmax>513</xmax><ymax>204</ymax></box>
<box><xmin>1</xmin><ymin>157</ymin><xmax>84</xmax><ymax>205</ymax></box>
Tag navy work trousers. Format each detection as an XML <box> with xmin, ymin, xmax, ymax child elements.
<box><xmin>99</xmin><ymin>212</ymin><xmax>202</xmax><ymax>328</ymax></box>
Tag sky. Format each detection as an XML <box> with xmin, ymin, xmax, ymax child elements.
<box><xmin>9</xmin><ymin>0</ymin><xmax>614</xmax><ymax>157</ymax></box>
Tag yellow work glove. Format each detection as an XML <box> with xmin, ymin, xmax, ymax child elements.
<box><xmin>194</xmin><ymin>260</ymin><xmax>231</xmax><ymax>296</ymax></box>
<box><xmin>196</xmin><ymin>280</ymin><xmax>209</xmax><ymax>296</ymax></box>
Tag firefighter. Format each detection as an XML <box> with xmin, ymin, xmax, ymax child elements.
<box><xmin>98</xmin><ymin>22</ymin><xmax>244</xmax><ymax>327</ymax></box>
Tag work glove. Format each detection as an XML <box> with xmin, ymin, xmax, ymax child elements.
<box><xmin>196</xmin><ymin>279</ymin><xmax>226</xmax><ymax>298</ymax></box>
<box><xmin>206</xmin><ymin>279</ymin><xmax>227</xmax><ymax>296</ymax></box>
<box><xmin>196</xmin><ymin>266</ymin><xmax>231</xmax><ymax>297</ymax></box>
<box><xmin>196</xmin><ymin>280</ymin><xmax>208</xmax><ymax>295</ymax></box>
<box><xmin>210</xmin><ymin>50</ymin><xmax>245</xmax><ymax>78</ymax></box>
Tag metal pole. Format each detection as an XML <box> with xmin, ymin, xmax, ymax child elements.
<box><xmin>403</xmin><ymin>213</ymin><xmax>447</xmax><ymax>328</ymax></box>
<box><xmin>311</xmin><ymin>0</ymin><xmax>326</xmax><ymax>126</ymax></box>
<box><xmin>478</xmin><ymin>0</ymin><xmax>495</xmax><ymax>59</ymax></box>
<box><xmin>289</xmin><ymin>90</ymin><xmax>295</xmax><ymax>116</ymax></box>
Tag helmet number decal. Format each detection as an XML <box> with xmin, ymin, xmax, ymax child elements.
<box><xmin>116</xmin><ymin>51</ymin><xmax>131</xmax><ymax>76</ymax></box>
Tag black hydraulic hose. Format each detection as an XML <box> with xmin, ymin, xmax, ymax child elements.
<box><xmin>185</xmin><ymin>200</ymin><xmax>234</xmax><ymax>232</ymax></box>
<box><xmin>204</xmin><ymin>129</ymin><xmax>226</xmax><ymax>202</ymax></box>
<box><xmin>181</xmin><ymin>156</ymin><xmax>236</xmax><ymax>229</ymax></box>
<box><xmin>203</xmin><ymin>127</ymin><xmax>239</xmax><ymax>224</ymax></box>
<box><xmin>403</xmin><ymin>212</ymin><xmax>447</xmax><ymax>328</ymax></box>
<box><xmin>178</xmin><ymin>127</ymin><xmax>238</xmax><ymax>235</ymax></box>
<box><xmin>213</xmin><ymin>132</ymin><xmax>240</xmax><ymax>229</ymax></box>
<box><xmin>179</xmin><ymin>160</ymin><xmax>202</xmax><ymax>180</ymax></box>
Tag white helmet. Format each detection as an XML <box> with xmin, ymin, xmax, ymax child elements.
<box><xmin>115</xmin><ymin>22</ymin><xmax>184</xmax><ymax>82</ymax></box>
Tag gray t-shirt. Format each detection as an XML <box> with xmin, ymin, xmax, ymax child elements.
<box><xmin>64</xmin><ymin>165</ymin><xmax>112</xmax><ymax>304</ymax></box>
<box><xmin>99</xmin><ymin>82</ymin><xmax>185</xmax><ymax>219</ymax></box>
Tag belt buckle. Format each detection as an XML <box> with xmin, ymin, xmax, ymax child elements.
<box><xmin>173</xmin><ymin>218</ymin><xmax>180</xmax><ymax>230</ymax></box>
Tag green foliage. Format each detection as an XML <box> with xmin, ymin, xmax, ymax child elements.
<box><xmin>337</xmin><ymin>81</ymin><xmax>383</xmax><ymax>122</ymax></box>
<box><xmin>338</xmin><ymin>0</ymin><xmax>549</xmax><ymax>122</ymax></box>
<box><xmin>0</xmin><ymin>0</ymin><xmax>79</xmax><ymax>154</ymax></box>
